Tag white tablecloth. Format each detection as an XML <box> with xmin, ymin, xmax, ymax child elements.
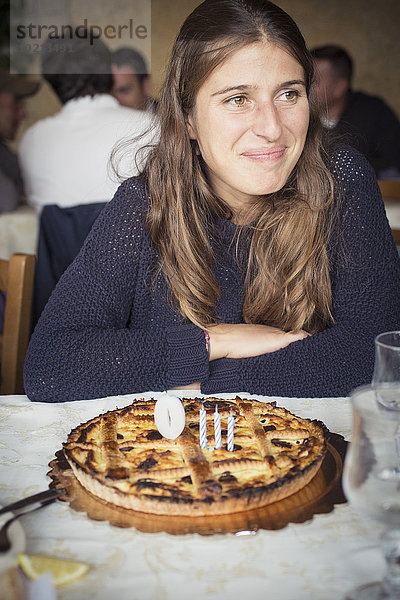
<box><xmin>0</xmin><ymin>206</ymin><xmax>38</xmax><ymax>260</ymax></box>
<box><xmin>0</xmin><ymin>391</ymin><xmax>385</xmax><ymax>600</ymax></box>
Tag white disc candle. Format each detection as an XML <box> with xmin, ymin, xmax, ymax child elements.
<box><xmin>154</xmin><ymin>392</ymin><xmax>185</xmax><ymax>440</ymax></box>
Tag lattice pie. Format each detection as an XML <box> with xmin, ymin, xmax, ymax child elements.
<box><xmin>63</xmin><ymin>396</ymin><xmax>328</xmax><ymax>516</ymax></box>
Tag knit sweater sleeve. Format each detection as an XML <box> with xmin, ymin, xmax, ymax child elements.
<box><xmin>201</xmin><ymin>147</ymin><xmax>400</xmax><ymax>398</ymax></box>
<box><xmin>24</xmin><ymin>178</ymin><xmax>209</xmax><ymax>402</ymax></box>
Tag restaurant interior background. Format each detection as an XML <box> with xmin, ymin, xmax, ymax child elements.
<box><xmin>10</xmin><ymin>0</ymin><xmax>400</xmax><ymax>152</ymax></box>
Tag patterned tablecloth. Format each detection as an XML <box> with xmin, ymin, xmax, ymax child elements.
<box><xmin>0</xmin><ymin>391</ymin><xmax>385</xmax><ymax>600</ymax></box>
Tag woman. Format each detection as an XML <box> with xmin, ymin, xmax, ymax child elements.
<box><xmin>24</xmin><ymin>0</ymin><xmax>400</xmax><ymax>402</ymax></box>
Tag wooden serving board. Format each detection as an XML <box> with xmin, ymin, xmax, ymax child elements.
<box><xmin>47</xmin><ymin>432</ymin><xmax>347</xmax><ymax>536</ymax></box>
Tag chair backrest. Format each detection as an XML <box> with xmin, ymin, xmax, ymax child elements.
<box><xmin>0</xmin><ymin>253</ymin><xmax>35</xmax><ymax>395</ymax></box>
<box><xmin>33</xmin><ymin>202</ymin><xmax>107</xmax><ymax>327</ymax></box>
<box><xmin>378</xmin><ymin>179</ymin><xmax>400</xmax><ymax>245</ymax></box>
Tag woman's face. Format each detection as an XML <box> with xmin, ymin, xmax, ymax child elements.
<box><xmin>188</xmin><ymin>41</ymin><xmax>310</xmax><ymax>215</ymax></box>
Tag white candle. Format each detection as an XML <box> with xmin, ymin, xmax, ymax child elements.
<box><xmin>154</xmin><ymin>392</ymin><xmax>185</xmax><ymax>440</ymax></box>
<box><xmin>227</xmin><ymin>408</ymin><xmax>235</xmax><ymax>452</ymax></box>
<box><xmin>199</xmin><ymin>403</ymin><xmax>207</xmax><ymax>449</ymax></box>
<box><xmin>213</xmin><ymin>405</ymin><xmax>222</xmax><ymax>449</ymax></box>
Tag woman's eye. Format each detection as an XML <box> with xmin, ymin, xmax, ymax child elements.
<box><xmin>281</xmin><ymin>90</ymin><xmax>299</xmax><ymax>101</ymax></box>
<box><xmin>227</xmin><ymin>95</ymin><xmax>247</xmax><ymax>106</ymax></box>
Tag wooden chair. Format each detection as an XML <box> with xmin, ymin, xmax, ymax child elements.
<box><xmin>0</xmin><ymin>253</ymin><xmax>35</xmax><ymax>395</ymax></box>
<box><xmin>378</xmin><ymin>179</ymin><xmax>400</xmax><ymax>245</ymax></box>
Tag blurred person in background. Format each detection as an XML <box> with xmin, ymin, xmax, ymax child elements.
<box><xmin>311</xmin><ymin>44</ymin><xmax>400</xmax><ymax>179</ymax></box>
<box><xmin>0</xmin><ymin>69</ymin><xmax>39</xmax><ymax>212</ymax></box>
<box><xmin>111</xmin><ymin>47</ymin><xmax>157</xmax><ymax>113</ymax></box>
<box><xmin>19</xmin><ymin>34</ymin><xmax>156</xmax><ymax>212</ymax></box>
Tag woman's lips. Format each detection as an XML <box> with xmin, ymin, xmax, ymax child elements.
<box><xmin>241</xmin><ymin>147</ymin><xmax>286</xmax><ymax>161</ymax></box>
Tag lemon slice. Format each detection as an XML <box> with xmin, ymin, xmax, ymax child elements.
<box><xmin>17</xmin><ymin>553</ymin><xmax>89</xmax><ymax>587</ymax></box>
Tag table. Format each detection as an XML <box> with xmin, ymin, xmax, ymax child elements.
<box><xmin>0</xmin><ymin>391</ymin><xmax>386</xmax><ymax>600</ymax></box>
<box><xmin>0</xmin><ymin>206</ymin><xmax>38</xmax><ymax>260</ymax></box>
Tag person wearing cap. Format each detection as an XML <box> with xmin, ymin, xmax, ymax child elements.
<box><xmin>0</xmin><ymin>69</ymin><xmax>40</xmax><ymax>212</ymax></box>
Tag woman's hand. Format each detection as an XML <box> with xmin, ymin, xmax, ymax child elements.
<box><xmin>207</xmin><ymin>323</ymin><xmax>309</xmax><ymax>360</ymax></box>
<box><xmin>171</xmin><ymin>324</ymin><xmax>309</xmax><ymax>389</ymax></box>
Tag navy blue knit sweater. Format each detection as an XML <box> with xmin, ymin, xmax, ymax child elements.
<box><xmin>24</xmin><ymin>146</ymin><xmax>400</xmax><ymax>401</ymax></box>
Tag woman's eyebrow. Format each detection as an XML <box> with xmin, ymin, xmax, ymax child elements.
<box><xmin>211</xmin><ymin>84</ymin><xmax>256</xmax><ymax>97</ymax></box>
<box><xmin>211</xmin><ymin>79</ymin><xmax>306</xmax><ymax>97</ymax></box>
<box><xmin>280</xmin><ymin>79</ymin><xmax>306</xmax><ymax>87</ymax></box>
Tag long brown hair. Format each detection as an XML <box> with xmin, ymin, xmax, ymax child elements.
<box><xmin>144</xmin><ymin>0</ymin><xmax>335</xmax><ymax>333</ymax></box>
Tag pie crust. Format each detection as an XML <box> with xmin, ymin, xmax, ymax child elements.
<box><xmin>63</xmin><ymin>396</ymin><xmax>328</xmax><ymax>516</ymax></box>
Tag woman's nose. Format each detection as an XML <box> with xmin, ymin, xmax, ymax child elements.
<box><xmin>251</xmin><ymin>102</ymin><xmax>282</xmax><ymax>141</ymax></box>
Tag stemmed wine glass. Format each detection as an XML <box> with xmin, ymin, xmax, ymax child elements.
<box><xmin>373</xmin><ymin>331</ymin><xmax>400</xmax><ymax>384</ymax></box>
<box><xmin>372</xmin><ymin>331</ymin><xmax>400</xmax><ymax>411</ymax></box>
<box><xmin>342</xmin><ymin>384</ymin><xmax>400</xmax><ymax>599</ymax></box>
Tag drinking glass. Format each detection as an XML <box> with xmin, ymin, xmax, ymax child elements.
<box><xmin>373</xmin><ymin>331</ymin><xmax>400</xmax><ymax>385</ymax></box>
<box><xmin>343</xmin><ymin>384</ymin><xmax>400</xmax><ymax>599</ymax></box>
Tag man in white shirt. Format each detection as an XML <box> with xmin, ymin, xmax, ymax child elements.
<box><xmin>19</xmin><ymin>35</ymin><xmax>156</xmax><ymax>211</ymax></box>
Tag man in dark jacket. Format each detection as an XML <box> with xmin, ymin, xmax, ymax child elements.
<box><xmin>311</xmin><ymin>45</ymin><xmax>400</xmax><ymax>179</ymax></box>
